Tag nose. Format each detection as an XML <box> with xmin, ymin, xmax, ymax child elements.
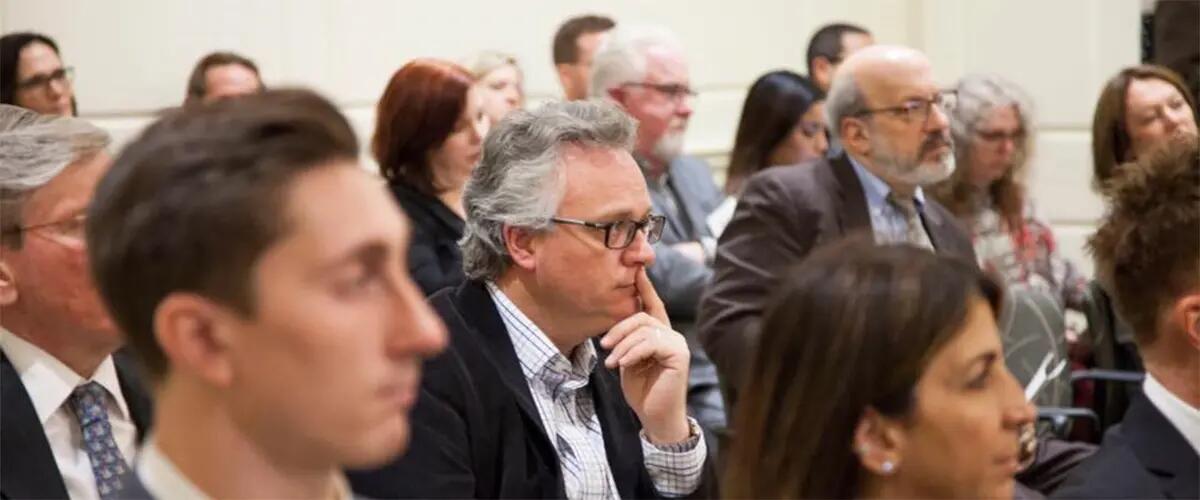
<box><xmin>47</xmin><ymin>77</ymin><xmax>67</xmax><ymax>98</ymax></box>
<box><xmin>675</xmin><ymin>94</ymin><xmax>694</xmax><ymax>118</ymax></box>
<box><xmin>1000</xmin><ymin>368</ymin><xmax>1036</xmax><ymax>429</ymax></box>
<box><xmin>815</xmin><ymin>131</ymin><xmax>830</xmax><ymax>156</ymax></box>
<box><xmin>388</xmin><ymin>277</ymin><xmax>449</xmax><ymax>360</ymax></box>
<box><xmin>473</xmin><ymin>116</ymin><xmax>491</xmax><ymax>143</ymax></box>
<box><xmin>621</xmin><ymin>228</ymin><xmax>657</xmax><ymax>268</ymax></box>
<box><xmin>926</xmin><ymin>103</ymin><xmax>951</xmax><ymax>131</ymax></box>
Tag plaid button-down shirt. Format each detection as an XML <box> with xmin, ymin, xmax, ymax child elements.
<box><xmin>486</xmin><ymin>283</ymin><xmax>706</xmax><ymax>499</ymax></box>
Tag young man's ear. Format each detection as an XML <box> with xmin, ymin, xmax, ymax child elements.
<box><xmin>852</xmin><ymin>407</ymin><xmax>907</xmax><ymax>476</ymax></box>
<box><xmin>153</xmin><ymin>293</ymin><xmax>241</xmax><ymax>388</ymax></box>
<box><xmin>1173</xmin><ymin>293</ymin><xmax>1200</xmax><ymax>350</ymax></box>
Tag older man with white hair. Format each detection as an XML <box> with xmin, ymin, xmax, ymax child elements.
<box><xmin>0</xmin><ymin>104</ymin><xmax>153</xmax><ymax>499</ymax></box>
<box><xmin>590</xmin><ymin>25</ymin><xmax>726</xmax><ymax>441</ymax></box>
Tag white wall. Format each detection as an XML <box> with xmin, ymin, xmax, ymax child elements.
<box><xmin>1</xmin><ymin>0</ymin><xmax>1141</xmax><ymax>274</ymax></box>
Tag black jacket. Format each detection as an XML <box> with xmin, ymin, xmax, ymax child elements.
<box><xmin>348</xmin><ymin>280</ymin><xmax>716</xmax><ymax>498</ymax></box>
<box><xmin>390</xmin><ymin>181</ymin><xmax>466</xmax><ymax>296</ymax></box>
<box><xmin>1053</xmin><ymin>392</ymin><xmax>1199</xmax><ymax>499</ymax></box>
<box><xmin>1</xmin><ymin>348</ymin><xmax>153</xmax><ymax>499</ymax></box>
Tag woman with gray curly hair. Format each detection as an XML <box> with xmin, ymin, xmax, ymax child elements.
<box><xmin>930</xmin><ymin>74</ymin><xmax>1088</xmax><ymax>315</ymax></box>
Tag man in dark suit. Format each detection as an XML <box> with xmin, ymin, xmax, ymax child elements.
<box><xmin>1053</xmin><ymin>137</ymin><xmax>1199</xmax><ymax>499</ymax></box>
<box><xmin>591</xmin><ymin>25</ymin><xmax>726</xmax><ymax>438</ymax></box>
<box><xmin>85</xmin><ymin>89</ymin><xmax>448</xmax><ymax>499</ymax></box>
<box><xmin>0</xmin><ymin>105</ymin><xmax>153</xmax><ymax>500</ymax></box>
<box><xmin>698</xmin><ymin>45</ymin><xmax>977</xmax><ymax>404</ymax></box>
<box><xmin>349</xmin><ymin>100</ymin><xmax>714</xmax><ymax>499</ymax></box>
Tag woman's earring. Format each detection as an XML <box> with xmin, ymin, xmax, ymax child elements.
<box><xmin>880</xmin><ymin>460</ymin><xmax>895</xmax><ymax>475</ymax></box>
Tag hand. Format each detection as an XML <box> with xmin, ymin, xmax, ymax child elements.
<box><xmin>600</xmin><ymin>267</ymin><xmax>691</xmax><ymax>445</ymax></box>
<box><xmin>672</xmin><ymin>242</ymin><xmax>706</xmax><ymax>264</ymax></box>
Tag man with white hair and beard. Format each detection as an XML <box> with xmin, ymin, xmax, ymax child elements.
<box><xmin>591</xmin><ymin>26</ymin><xmax>727</xmax><ymax>441</ymax></box>
<box><xmin>697</xmin><ymin>45</ymin><xmax>977</xmax><ymax>405</ymax></box>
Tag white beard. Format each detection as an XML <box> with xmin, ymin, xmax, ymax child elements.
<box><xmin>871</xmin><ymin>134</ymin><xmax>957</xmax><ymax>187</ymax></box>
<box><xmin>652</xmin><ymin>130</ymin><xmax>686</xmax><ymax>163</ymax></box>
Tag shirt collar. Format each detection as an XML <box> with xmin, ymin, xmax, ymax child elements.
<box><xmin>847</xmin><ymin>154</ymin><xmax>926</xmax><ymax>207</ymax></box>
<box><xmin>0</xmin><ymin>327</ymin><xmax>129</xmax><ymax>424</ymax></box>
<box><xmin>136</xmin><ymin>437</ymin><xmax>354</xmax><ymax>500</ymax></box>
<box><xmin>1143</xmin><ymin>373</ymin><xmax>1200</xmax><ymax>454</ymax></box>
<box><xmin>485</xmin><ymin>282</ymin><xmax>598</xmax><ymax>386</ymax></box>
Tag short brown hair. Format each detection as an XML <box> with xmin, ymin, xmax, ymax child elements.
<box><xmin>552</xmin><ymin>14</ymin><xmax>615</xmax><ymax>65</ymax></box>
<box><xmin>1088</xmin><ymin>134</ymin><xmax>1199</xmax><ymax>345</ymax></box>
<box><xmin>87</xmin><ymin>88</ymin><xmax>358</xmax><ymax>382</ymax></box>
<box><xmin>1091</xmin><ymin>64</ymin><xmax>1195</xmax><ymax>189</ymax></box>
<box><xmin>184</xmin><ymin>51</ymin><xmax>263</xmax><ymax>105</ymax></box>
<box><xmin>372</xmin><ymin>59</ymin><xmax>474</xmax><ymax>196</ymax></box>
<box><xmin>724</xmin><ymin>237</ymin><xmax>1002</xmax><ymax>498</ymax></box>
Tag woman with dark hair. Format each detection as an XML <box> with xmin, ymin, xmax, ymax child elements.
<box><xmin>374</xmin><ymin>59</ymin><xmax>488</xmax><ymax>295</ymax></box>
<box><xmin>1092</xmin><ymin>64</ymin><xmax>1197</xmax><ymax>189</ymax></box>
<box><xmin>930</xmin><ymin>74</ymin><xmax>1087</xmax><ymax>316</ymax></box>
<box><xmin>724</xmin><ymin>70</ymin><xmax>827</xmax><ymax>195</ymax></box>
<box><xmin>725</xmin><ymin>238</ymin><xmax>1035</xmax><ymax>499</ymax></box>
<box><xmin>0</xmin><ymin>32</ymin><xmax>76</xmax><ymax>116</ymax></box>
<box><xmin>709</xmin><ymin>71</ymin><xmax>825</xmax><ymax>235</ymax></box>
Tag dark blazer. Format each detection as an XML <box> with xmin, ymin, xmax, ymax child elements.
<box><xmin>642</xmin><ymin>155</ymin><xmax>727</xmax><ymax>437</ymax></box>
<box><xmin>347</xmin><ymin>280</ymin><xmax>716</xmax><ymax>499</ymax></box>
<box><xmin>390</xmin><ymin>181</ymin><xmax>466</xmax><ymax>296</ymax></box>
<box><xmin>1</xmin><ymin>348</ymin><xmax>154</xmax><ymax>500</ymax></box>
<box><xmin>644</xmin><ymin>155</ymin><xmax>723</xmax><ymax>319</ymax></box>
<box><xmin>696</xmin><ymin>153</ymin><xmax>977</xmax><ymax>403</ymax></box>
<box><xmin>1053</xmin><ymin>392</ymin><xmax>1199</xmax><ymax>499</ymax></box>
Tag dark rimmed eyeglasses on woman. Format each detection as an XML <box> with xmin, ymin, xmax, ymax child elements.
<box><xmin>549</xmin><ymin>214</ymin><xmax>667</xmax><ymax>249</ymax></box>
<box><xmin>16</xmin><ymin>67</ymin><xmax>75</xmax><ymax>92</ymax></box>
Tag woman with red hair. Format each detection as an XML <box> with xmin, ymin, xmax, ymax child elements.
<box><xmin>374</xmin><ymin>59</ymin><xmax>489</xmax><ymax>295</ymax></box>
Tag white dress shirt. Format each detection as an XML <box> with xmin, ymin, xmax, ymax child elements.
<box><xmin>487</xmin><ymin>283</ymin><xmax>706</xmax><ymax>499</ymax></box>
<box><xmin>136</xmin><ymin>438</ymin><xmax>353</xmax><ymax>500</ymax></box>
<box><xmin>0</xmin><ymin>329</ymin><xmax>137</xmax><ymax>500</ymax></box>
<box><xmin>1143</xmin><ymin>373</ymin><xmax>1200</xmax><ymax>454</ymax></box>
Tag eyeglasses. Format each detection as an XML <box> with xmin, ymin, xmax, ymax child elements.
<box><xmin>621</xmin><ymin>82</ymin><xmax>697</xmax><ymax>103</ymax></box>
<box><xmin>549</xmin><ymin>214</ymin><xmax>666</xmax><ymax>249</ymax></box>
<box><xmin>16</xmin><ymin>67</ymin><xmax>74</xmax><ymax>93</ymax></box>
<box><xmin>976</xmin><ymin>128</ymin><xmax>1026</xmax><ymax>144</ymax></box>
<box><xmin>854</xmin><ymin>90</ymin><xmax>957</xmax><ymax>125</ymax></box>
<box><xmin>4</xmin><ymin>213</ymin><xmax>87</xmax><ymax>242</ymax></box>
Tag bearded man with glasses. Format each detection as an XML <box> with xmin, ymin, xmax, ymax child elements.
<box><xmin>0</xmin><ymin>105</ymin><xmax>153</xmax><ymax>500</ymax></box>
<box><xmin>349</xmin><ymin>100</ymin><xmax>715</xmax><ymax>499</ymax></box>
<box><xmin>698</xmin><ymin>45</ymin><xmax>977</xmax><ymax>407</ymax></box>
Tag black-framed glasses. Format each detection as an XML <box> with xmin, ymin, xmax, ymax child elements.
<box><xmin>621</xmin><ymin>82</ymin><xmax>697</xmax><ymax>102</ymax></box>
<box><xmin>16</xmin><ymin>67</ymin><xmax>74</xmax><ymax>92</ymax></box>
<box><xmin>853</xmin><ymin>90</ymin><xmax>957</xmax><ymax>125</ymax></box>
<box><xmin>550</xmin><ymin>214</ymin><xmax>666</xmax><ymax>249</ymax></box>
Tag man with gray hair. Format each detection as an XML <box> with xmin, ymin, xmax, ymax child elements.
<box><xmin>697</xmin><ymin>45</ymin><xmax>976</xmax><ymax>405</ymax></box>
<box><xmin>349</xmin><ymin>100</ymin><xmax>714</xmax><ymax>499</ymax></box>
<box><xmin>0</xmin><ymin>105</ymin><xmax>152</xmax><ymax>499</ymax></box>
<box><xmin>590</xmin><ymin>24</ymin><xmax>726</xmax><ymax>440</ymax></box>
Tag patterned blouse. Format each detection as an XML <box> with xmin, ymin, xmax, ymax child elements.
<box><xmin>967</xmin><ymin>197</ymin><xmax>1089</xmax><ymax>313</ymax></box>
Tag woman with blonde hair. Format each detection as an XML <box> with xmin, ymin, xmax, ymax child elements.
<box><xmin>462</xmin><ymin>50</ymin><xmax>524</xmax><ymax>125</ymax></box>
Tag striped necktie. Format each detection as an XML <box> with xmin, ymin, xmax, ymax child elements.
<box><xmin>887</xmin><ymin>192</ymin><xmax>934</xmax><ymax>250</ymax></box>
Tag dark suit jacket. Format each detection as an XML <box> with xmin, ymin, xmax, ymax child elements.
<box><xmin>696</xmin><ymin>154</ymin><xmax>977</xmax><ymax>403</ymax></box>
<box><xmin>390</xmin><ymin>181</ymin><xmax>466</xmax><ymax>296</ymax></box>
<box><xmin>643</xmin><ymin>155</ymin><xmax>723</xmax><ymax>320</ymax></box>
<box><xmin>1</xmin><ymin>348</ymin><xmax>154</xmax><ymax>500</ymax></box>
<box><xmin>1053</xmin><ymin>392</ymin><xmax>1199</xmax><ymax>499</ymax></box>
<box><xmin>642</xmin><ymin>155</ymin><xmax>727</xmax><ymax>436</ymax></box>
<box><xmin>347</xmin><ymin>280</ymin><xmax>716</xmax><ymax>499</ymax></box>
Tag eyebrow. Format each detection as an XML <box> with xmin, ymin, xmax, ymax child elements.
<box><xmin>590</xmin><ymin>206</ymin><xmax>652</xmax><ymax>222</ymax></box>
<box><xmin>318</xmin><ymin>240</ymin><xmax>390</xmax><ymax>276</ymax></box>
